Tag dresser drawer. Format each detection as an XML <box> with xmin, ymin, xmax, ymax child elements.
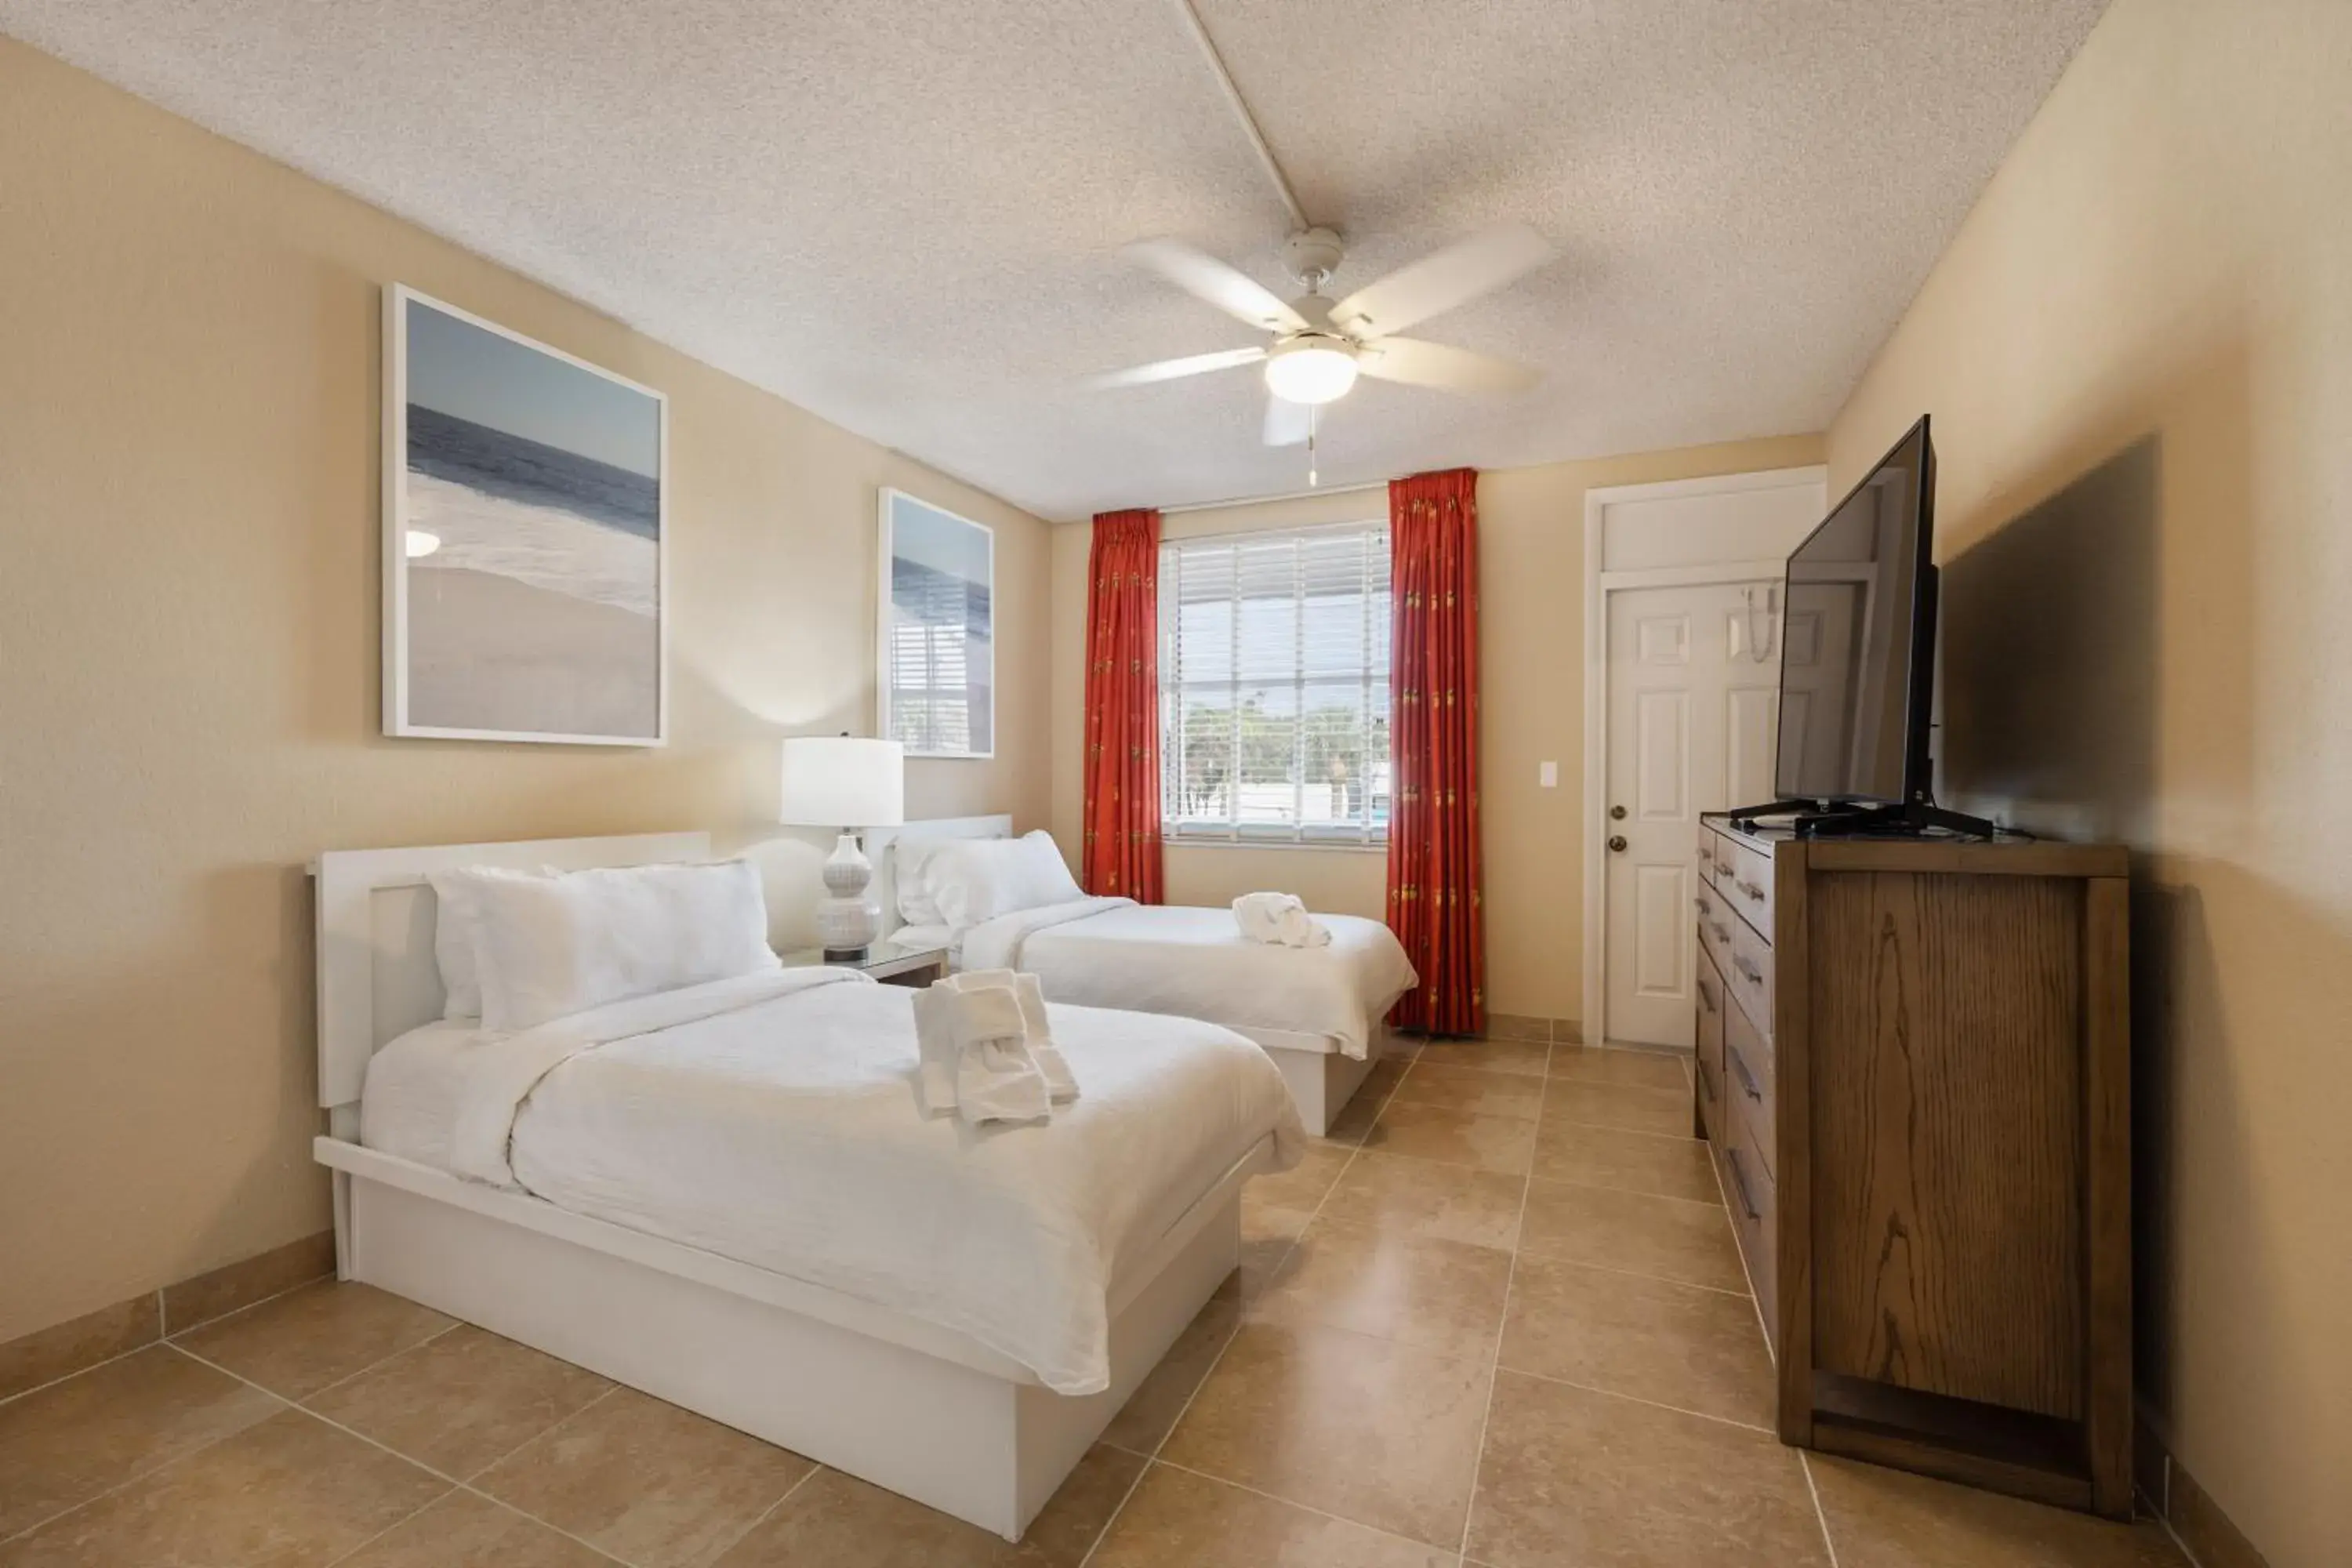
<box><xmin>1720</xmin><ymin>1109</ymin><xmax>1778</xmax><ymax>1339</ymax></box>
<box><xmin>1714</xmin><ymin>830</ymin><xmax>1775</xmax><ymax>942</ymax></box>
<box><xmin>1707</xmin><ymin>903</ymin><xmax>1773</xmax><ymax>1041</ymax></box>
<box><xmin>1722</xmin><ymin>994</ymin><xmax>1777</xmax><ymax>1179</ymax></box>
<box><xmin>1695</xmin><ymin>946</ymin><xmax>1728</xmax><ymax>1143</ymax></box>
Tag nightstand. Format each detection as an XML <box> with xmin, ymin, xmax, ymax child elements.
<box><xmin>777</xmin><ymin>936</ymin><xmax>949</xmax><ymax>988</ymax></box>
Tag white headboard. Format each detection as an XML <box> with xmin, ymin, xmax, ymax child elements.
<box><xmin>866</xmin><ymin>815</ymin><xmax>1013</xmax><ymax>936</ymax></box>
<box><xmin>310</xmin><ymin>832</ymin><xmax>712</xmax><ymax>1112</ymax></box>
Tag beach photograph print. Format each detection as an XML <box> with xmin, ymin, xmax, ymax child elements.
<box><xmin>880</xmin><ymin>490</ymin><xmax>993</xmax><ymax>757</ymax></box>
<box><xmin>386</xmin><ymin>288</ymin><xmax>666</xmax><ymax>742</ymax></box>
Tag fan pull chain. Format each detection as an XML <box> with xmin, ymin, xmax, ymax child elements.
<box><xmin>1307</xmin><ymin>403</ymin><xmax>1319</xmax><ymax>487</ymax></box>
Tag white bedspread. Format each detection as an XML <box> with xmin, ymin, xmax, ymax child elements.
<box><xmin>360</xmin><ymin>967</ymin><xmax>1303</xmax><ymax>1395</ymax></box>
<box><xmin>959</xmin><ymin>899</ymin><xmax>1418</xmax><ymax>1058</ymax></box>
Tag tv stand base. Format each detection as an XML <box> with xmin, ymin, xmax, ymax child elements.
<box><xmin>1715</xmin><ymin>800</ymin><xmax>1999</xmax><ymax>840</ymax></box>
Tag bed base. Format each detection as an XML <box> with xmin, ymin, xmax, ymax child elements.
<box><xmin>1243</xmin><ymin>1022</ymin><xmax>1390</xmax><ymax>1136</ymax></box>
<box><xmin>316</xmin><ymin>1133</ymin><xmax>1256</xmax><ymax>1541</ymax></box>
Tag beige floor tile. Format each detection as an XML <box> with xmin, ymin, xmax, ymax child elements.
<box><xmin>1410</xmin><ymin>1039</ymin><xmax>1548</xmax><ymax>1078</ymax></box>
<box><xmin>0</xmin><ymin>1345</ymin><xmax>281</xmax><ymax>1540</ymax></box>
<box><xmin>1809</xmin><ymin>1456</ymin><xmax>2189</xmax><ymax>1567</ymax></box>
<box><xmin>1104</xmin><ymin>1298</ymin><xmax>1241</xmax><ymax>1455</ymax></box>
<box><xmin>1467</xmin><ymin>1372</ymin><xmax>1831</xmax><ymax>1567</ymax></box>
<box><xmin>305</xmin><ymin>1324</ymin><xmax>614</xmax><ymax>1479</ymax></box>
<box><xmin>1161</xmin><ymin>1319</ymin><xmax>1490</xmax><ymax>1548</ymax></box>
<box><xmin>171</xmin><ymin>1280</ymin><xmax>454</xmax><ymax>1401</ymax></box>
<box><xmin>714</xmin><ymin>1443</ymin><xmax>1141</xmax><ymax>1566</ymax></box>
<box><xmin>0</xmin><ymin>1408</ymin><xmax>446</xmax><ymax>1568</ymax></box>
<box><xmin>1547</xmin><ymin>1044</ymin><xmax>1692</xmax><ymax>1093</ymax></box>
<box><xmin>1319</xmin><ymin>1152</ymin><xmax>1526</xmax><ymax>1250</ymax></box>
<box><xmin>1363</xmin><ymin>1101</ymin><xmax>1536</xmax><ymax>1174</ymax></box>
<box><xmin>1497</xmin><ymin>1255</ymin><xmax>1773</xmax><ymax>1428</ymax></box>
<box><xmin>1250</xmin><ymin>1217</ymin><xmax>1513</xmax><ymax>1360</ymax></box>
<box><xmin>1529</xmin><ymin>1120</ymin><xmax>1722</xmax><ymax>1203</ymax></box>
<box><xmin>1091</xmin><ymin>1462</ymin><xmax>1454</xmax><ymax>1567</ymax></box>
<box><xmin>337</xmin><ymin>1488</ymin><xmax>612</xmax><ymax>1567</ymax></box>
<box><xmin>477</xmin><ymin>1387</ymin><xmax>814</xmax><ymax>1568</ymax></box>
<box><xmin>1519</xmin><ymin>1178</ymin><xmax>1748</xmax><ymax>1293</ymax></box>
<box><xmin>1247</xmin><ymin>1142</ymin><xmax>1355</xmax><ymax>1212</ymax></box>
<box><xmin>1322</xmin><ymin>1061</ymin><xmax>1409</xmax><ymax>1145</ymax></box>
<box><xmin>1540</xmin><ymin>1078</ymin><xmax>1693</xmax><ymax>1137</ymax></box>
<box><xmin>1388</xmin><ymin>1062</ymin><xmax>1544</xmax><ymax>1120</ymax></box>
<box><xmin>1223</xmin><ymin>1203</ymin><xmax>1313</xmax><ymax>1306</ymax></box>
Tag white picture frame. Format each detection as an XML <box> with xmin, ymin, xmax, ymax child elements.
<box><xmin>383</xmin><ymin>285</ymin><xmax>670</xmax><ymax>746</ymax></box>
<box><xmin>877</xmin><ymin>488</ymin><xmax>995</xmax><ymax>759</ymax></box>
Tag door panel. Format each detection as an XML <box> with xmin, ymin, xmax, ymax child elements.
<box><xmin>1604</xmin><ymin>580</ymin><xmax>1782</xmax><ymax>1048</ymax></box>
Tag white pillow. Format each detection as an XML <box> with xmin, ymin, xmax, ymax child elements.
<box><xmin>930</xmin><ymin>832</ymin><xmax>1085</xmax><ymax>929</ymax></box>
<box><xmin>426</xmin><ymin>866</ymin><xmax>553</xmax><ymax>1020</ymax></box>
<box><xmin>890</xmin><ymin>837</ymin><xmax>960</xmax><ymax>926</ymax></box>
<box><xmin>467</xmin><ymin>858</ymin><xmax>781</xmax><ymax>1033</ymax></box>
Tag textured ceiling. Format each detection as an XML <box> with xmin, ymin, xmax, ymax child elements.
<box><xmin>0</xmin><ymin>1</ymin><xmax>2106</xmax><ymax>519</ymax></box>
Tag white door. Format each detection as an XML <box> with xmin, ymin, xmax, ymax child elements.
<box><xmin>1602</xmin><ymin>582</ymin><xmax>1784</xmax><ymax>1047</ymax></box>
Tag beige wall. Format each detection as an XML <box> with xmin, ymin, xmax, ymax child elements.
<box><xmin>0</xmin><ymin>39</ymin><xmax>1052</xmax><ymax>1343</ymax></box>
<box><xmin>1049</xmin><ymin>434</ymin><xmax>1824</xmax><ymax>1023</ymax></box>
<box><xmin>1826</xmin><ymin>1</ymin><xmax>2351</xmax><ymax>1559</ymax></box>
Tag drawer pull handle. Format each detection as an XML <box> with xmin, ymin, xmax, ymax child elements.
<box><xmin>1693</xmin><ymin>895</ymin><xmax>1711</xmax><ymax>914</ymax></box>
<box><xmin>1711</xmin><ymin>923</ymin><xmax>1733</xmax><ymax>946</ymax></box>
<box><xmin>1733</xmin><ymin>956</ymin><xmax>1764</xmax><ymax>985</ymax></box>
<box><xmin>1697</xmin><ymin>976</ymin><xmax>1716</xmax><ymax>1013</ymax></box>
<box><xmin>1729</xmin><ymin>1044</ymin><xmax>1763</xmax><ymax>1102</ymax></box>
<box><xmin>1735</xmin><ymin>878</ymin><xmax>1766</xmax><ymax>903</ymax></box>
<box><xmin>1726</xmin><ymin>1146</ymin><xmax>1762</xmax><ymax>1221</ymax></box>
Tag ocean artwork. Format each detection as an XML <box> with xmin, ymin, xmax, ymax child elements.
<box><xmin>384</xmin><ymin>289</ymin><xmax>666</xmax><ymax>743</ymax></box>
<box><xmin>880</xmin><ymin>490</ymin><xmax>993</xmax><ymax>758</ymax></box>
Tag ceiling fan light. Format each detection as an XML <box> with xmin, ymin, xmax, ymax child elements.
<box><xmin>1263</xmin><ymin>339</ymin><xmax>1359</xmax><ymax>405</ymax></box>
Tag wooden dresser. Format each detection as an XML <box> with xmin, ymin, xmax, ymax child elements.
<box><xmin>1693</xmin><ymin>819</ymin><xmax>2133</xmax><ymax>1517</ymax></box>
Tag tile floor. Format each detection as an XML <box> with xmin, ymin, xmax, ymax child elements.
<box><xmin>0</xmin><ymin>1038</ymin><xmax>2194</xmax><ymax>1566</ymax></box>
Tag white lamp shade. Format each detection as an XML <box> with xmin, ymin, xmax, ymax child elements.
<box><xmin>779</xmin><ymin>736</ymin><xmax>905</xmax><ymax>828</ymax></box>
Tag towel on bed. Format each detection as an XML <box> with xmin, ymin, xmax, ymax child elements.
<box><xmin>910</xmin><ymin>969</ymin><xmax>1076</xmax><ymax>1124</ymax></box>
<box><xmin>1232</xmin><ymin>891</ymin><xmax>1333</xmax><ymax>949</ymax></box>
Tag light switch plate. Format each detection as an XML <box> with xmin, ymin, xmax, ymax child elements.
<box><xmin>1539</xmin><ymin>760</ymin><xmax>1559</xmax><ymax>788</ymax></box>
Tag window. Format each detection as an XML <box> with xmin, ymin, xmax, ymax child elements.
<box><xmin>1160</xmin><ymin>523</ymin><xmax>1391</xmax><ymax>844</ymax></box>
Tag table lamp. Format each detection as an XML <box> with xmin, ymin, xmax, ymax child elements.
<box><xmin>779</xmin><ymin>735</ymin><xmax>905</xmax><ymax>957</ymax></box>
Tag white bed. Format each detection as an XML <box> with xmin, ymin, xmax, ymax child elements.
<box><xmin>873</xmin><ymin>817</ymin><xmax>1418</xmax><ymax>1134</ymax></box>
<box><xmin>310</xmin><ymin>832</ymin><xmax>1302</xmax><ymax>1541</ymax></box>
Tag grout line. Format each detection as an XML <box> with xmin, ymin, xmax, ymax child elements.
<box><xmin>161</xmin><ymin>1269</ymin><xmax>343</xmax><ymax>1346</ymax></box>
<box><xmin>1483</xmin><ymin>1364</ymin><xmax>1777</xmax><ymax>1437</ymax></box>
<box><xmin>702</xmin><ymin>1458</ymin><xmax>828</xmax><ymax>1564</ymax></box>
<box><xmin>1078</xmin><ymin>1040</ymin><xmax>1417</xmax><ymax>1568</ymax></box>
<box><xmin>172</xmin><ymin>1343</ymin><xmax>640</xmax><ymax>1565</ymax></box>
<box><xmin>1454</xmin><ymin>1036</ymin><xmax>1549</xmax><ymax>1559</ymax></box>
<box><xmin>1151</xmin><ymin>1455</ymin><xmax>1465</xmax><ymax>1559</ymax></box>
<box><xmin>295</xmin><ymin>1322</ymin><xmax>464</xmax><ymax>1407</ymax></box>
<box><xmin>0</xmin><ymin>1378</ymin><xmax>296</xmax><ymax>1546</ymax></box>
<box><xmin>1798</xmin><ymin>1450</ymin><xmax>1843</xmax><ymax>1567</ymax></box>
<box><xmin>0</xmin><ymin>1334</ymin><xmax>171</xmax><ymax>1414</ymax></box>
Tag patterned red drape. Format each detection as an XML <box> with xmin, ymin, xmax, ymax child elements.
<box><xmin>1386</xmin><ymin>469</ymin><xmax>1485</xmax><ymax>1035</ymax></box>
<box><xmin>1081</xmin><ymin>509</ymin><xmax>1164</xmax><ymax>902</ymax></box>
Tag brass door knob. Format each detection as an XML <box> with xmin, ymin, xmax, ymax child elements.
<box><xmin>1608</xmin><ymin>835</ymin><xmax>1628</xmax><ymax>852</ymax></box>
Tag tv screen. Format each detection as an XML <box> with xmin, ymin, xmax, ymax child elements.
<box><xmin>1773</xmin><ymin>417</ymin><xmax>1936</xmax><ymax>804</ymax></box>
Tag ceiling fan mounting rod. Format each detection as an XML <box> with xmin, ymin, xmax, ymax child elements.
<box><xmin>1167</xmin><ymin>0</ymin><xmax>1311</xmax><ymax>233</ymax></box>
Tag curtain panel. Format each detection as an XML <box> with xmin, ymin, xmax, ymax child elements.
<box><xmin>1080</xmin><ymin>509</ymin><xmax>1164</xmax><ymax>901</ymax></box>
<box><xmin>1385</xmin><ymin>469</ymin><xmax>1486</xmax><ymax>1035</ymax></box>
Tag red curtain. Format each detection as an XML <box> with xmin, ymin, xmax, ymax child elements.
<box><xmin>1081</xmin><ymin>509</ymin><xmax>1164</xmax><ymax>902</ymax></box>
<box><xmin>1386</xmin><ymin>470</ymin><xmax>1486</xmax><ymax>1035</ymax></box>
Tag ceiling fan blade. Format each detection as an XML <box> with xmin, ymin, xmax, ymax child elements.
<box><xmin>1263</xmin><ymin>394</ymin><xmax>1312</xmax><ymax>447</ymax></box>
<box><xmin>1331</xmin><ymin>223</ymin><xmax>1557</xmax><ymax>336</ymax></box>
<box><xmin>1127</xmin><ymin>239</ymin><xmax>1306</xmax><ymax>332</ymax></box>
<box><xmin>1358</xmin><ymin>336</ymin><xmax>1543</xmax><ymax>396</ymax></box>
<box><xmin>1087</xmin><ymin>345</ymin><xmax>1266</xmax><ymax>390</ymax></box>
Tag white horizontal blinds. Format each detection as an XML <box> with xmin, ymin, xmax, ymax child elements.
<box><xmin>1159</xmin><ymin>523</ymin><xmax>1391</xmax><ymax>844</ymax></box>
<box><xmin>888</xmin><ymin>558</ymin><xmax>971</xmax><ymax>753</ymax></box>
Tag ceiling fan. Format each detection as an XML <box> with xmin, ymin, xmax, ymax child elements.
<box><xmin>1090</xmin><ymin>222</ymin><xmax>1559</xmax><ymax>449</ymax></box>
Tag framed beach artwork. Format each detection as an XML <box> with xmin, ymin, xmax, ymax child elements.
<box><xmin>877</xmin><ymin>489</ymin><xmax>994</xmax><ymax>758</ymax></box>
<box><xmin>383</xmin><ymin>285</ymin><xmax>667</xmax><ymax>745</ymax></box>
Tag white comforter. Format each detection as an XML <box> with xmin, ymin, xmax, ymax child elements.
<box><xmin>959</xmin><ymin>898</ymin><xmax>1419</xmax><ymax>1058</ymax></box>
<box><xmin>361</xmin><ymin>967</ymin><xmax>1304</xmax><ymax>1395</ymax></box>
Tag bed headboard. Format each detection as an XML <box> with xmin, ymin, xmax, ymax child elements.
<box><xmin>866</xmin><ymin>815</ymin><xmax>1013</xmax><ymax>937</ymax></box>
<box><xmin>310</xmin><ymin>831</ymin><xmax>712</xmax><ymax>1112</ymax></box>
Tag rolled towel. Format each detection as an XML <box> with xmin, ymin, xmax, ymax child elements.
<box><xmin>1232</xmin><ymin>891</ymin><xmax>1333</xmax><ymax>948</ymax></box>
<box><xmin>950</xmin><ymin>970</ymin><xmax>1078</xmax><ymax>1105</ymax></box>
<box><xmin>909</xmin><ymin>983</ymin><xmax>964</xmax><ymax>1117</ymax></box>
<box><xmin>946</xmin><ymin>982</ymin><xmax>1050</xmax><ymax>1125</ymax></box>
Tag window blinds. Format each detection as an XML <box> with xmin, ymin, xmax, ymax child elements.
<box><xmin>1158</xmin><ymin>523</ymin><xmax>1392</xmax><ymax>844</ymax></box>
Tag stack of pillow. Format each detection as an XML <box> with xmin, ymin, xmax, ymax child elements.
<box><xmin>428</xmin><ymin>859</ymin><xmax>780</xmax><ymax>1032</ymax></box>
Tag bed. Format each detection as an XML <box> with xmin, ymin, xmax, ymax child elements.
<box><xmin>872</xmin><ymin>816</ymin><xmax>1418</xmax><ymax>1135</ymax></box>
<box><xmin>310</xmin><ymin>832</ymin><xmax>1303</xmax><ymax>1541</ymax></box>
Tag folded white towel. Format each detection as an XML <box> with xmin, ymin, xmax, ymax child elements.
<box><xmin>910</xmin><ymin>970</ymin><xmax>1069</xmax><ymax>1125</ymax></box>
<box><xmin>1232</xmin><ymin>891</ymin><xmax>1332</xmax><ymax>948</ymax></box>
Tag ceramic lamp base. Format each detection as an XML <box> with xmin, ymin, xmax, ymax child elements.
<box><xmin>816</xmin><ymin>831</ymin><xmax>881</xmax><ymax>956</ymax></box>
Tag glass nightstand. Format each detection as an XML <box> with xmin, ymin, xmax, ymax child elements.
<box><xmin>775</xmin><ymin>936</ymin><xmax>950</xmax><ymax>987</ymax></box>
